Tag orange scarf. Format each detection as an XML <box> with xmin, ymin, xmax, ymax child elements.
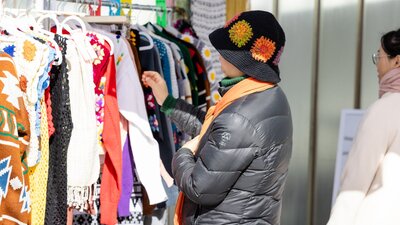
<box><xmin>174</xmin><ymin>77</ymin><xmax>274</xmax><ymax>225</ymax></box>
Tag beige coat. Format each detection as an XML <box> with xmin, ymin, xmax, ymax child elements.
<box><xmin>328</xmin><ymin>92</ymin><xmax>400</xmax><ymax>225</ymax></box>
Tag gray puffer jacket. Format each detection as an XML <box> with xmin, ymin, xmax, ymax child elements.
<box><xmin>169</xmin><ymin>85</ymin><xmax>292</xmax><ymax>225</ymax></box>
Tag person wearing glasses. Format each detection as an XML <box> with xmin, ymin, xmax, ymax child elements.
<box><xmin>328</xmin><ymin>29</ymin><xmax>400</xmax><ymax>225</ymax></box>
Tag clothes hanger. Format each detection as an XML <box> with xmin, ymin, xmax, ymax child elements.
<box><xmin>81</xmin><ymin>8</ymin><xmax>115</xmax><ymax>55</ymax></box>
<box><xmin>138</xmin><ymin>31</ymin><xmax>154</xmax><ymax>51</ymax></box>
<box><xmin>35</xmin><ymin>13</ymin><xmax>63</xmax><ymax>65</ymax></box>
<box><xmin>0</xmin><ymin>13</ymin><xmax>27</xmax><ymax>39</ymax></box>
<box><xmin>89</xmin><ymin>0</ymin><xmax>100</xmax><ymax>16</ymax></box>
<box><xmin>61</xmin><ymin>15</ymin><xmax>98</xmax><ymax>62</ymax></box>
<box><xmin>109</xmin><ymin>0</ymin><xmax>120</xmax><ymax>16</ymax></box>
<box><xmin>129</xmin><ymin>10</ymin><xmax>154</xmax><ymax>51</ymax></box>
<box><xmin>59</xmin><ymin>15</ymin><xmax>87</xmax><ymax>35</ymax></box>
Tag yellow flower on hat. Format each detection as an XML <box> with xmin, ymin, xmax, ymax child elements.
<box><xmin>250</xmin><ymin>36</ymin><xmax>276</xmax><ymax>63</ymax></box>
<box><xmin>229</xmin><ymin>20</ymin><xmax>253</xmax><ymax>48</ymax></box>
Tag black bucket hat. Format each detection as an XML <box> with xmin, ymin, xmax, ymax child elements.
<box><xmin>209</xmin><ymin>10</ymin><xmax>285</xmax><ymax>83</ymax></box>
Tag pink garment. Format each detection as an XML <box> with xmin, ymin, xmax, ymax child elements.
<box><xmin>379</xmin><ymin>67</ymin><xmax>400</xmax><ymax>98</ymax></box>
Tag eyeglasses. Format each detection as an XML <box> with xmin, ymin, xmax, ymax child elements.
<box><xmin>372</xmin><ymin>52</ymin><xmax>391</xmax><ymax>65</ymax></box>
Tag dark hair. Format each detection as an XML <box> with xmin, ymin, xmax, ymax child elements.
<box><xmin>381</xmin><ymin>29</ymin><xmax>400</xmax><ymax>58</ymax></box>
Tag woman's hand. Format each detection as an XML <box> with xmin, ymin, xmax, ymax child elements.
<box><xmin>142</xmin><ymin>71</ymin><xmax>169</xmax><ymax>105</ymax></box>
<box><xmin>182</xmin><ymin>136</ymin><xmax>200</xmax><ymax>154</ymax></box>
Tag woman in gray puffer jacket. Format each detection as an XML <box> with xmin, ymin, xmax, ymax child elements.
<box><xmin>142</xmin><ymin>11</ymin><xmax>292</xmax><ymax>225</ymax></box>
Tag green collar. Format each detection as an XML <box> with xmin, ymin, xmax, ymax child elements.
<box><xmin>220</xmin><ymin>76</ymin><xmax>246</xmax><ymax>87</ymax></box>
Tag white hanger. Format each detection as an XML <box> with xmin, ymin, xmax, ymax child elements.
<box><xmin>59</xmin><ymin>15</ymin><xmax>87</xmax><ymax>34</ymax></box>
<box><xmin>61</xmin><ymin>15</ymin><xmax>98</xmax><ymax>62</ymax></box>
<box><xmin>36</xmin><ymin>14</ymin><xmax>59</xmax><ymax>37</ymax></box>
<box><xmin>81</xmin><ymin>15</ymin><xmax>115</xmax><ymax>55</ymax></box>
<box><xmin>132</xmin><ymin>24</ymin><xmax>155</xmax><ymax>51</ymax></box>
<box><xmin>0</xmin><ymin>14</ymin><xmax>26</xmax><ymax>38</ymax></box>
<box><xmin>35</xmin><ymin>14</ymin><xmax>63</xmax><ymax>65</ymax></box>
<box><xmin>139</xmin><ymin>31</ymin><xmax>154</xmax><ymax>51</ymax></box>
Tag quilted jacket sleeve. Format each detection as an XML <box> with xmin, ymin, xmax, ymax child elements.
<box><xmin>161</xmin><ymin>95</ymin><xmax>206</xmax><ymax>137</ymax></box>
<box><xmin>172</xmin><ymin>112</ymin><xmax>261</xmax><ymax>206</ymax></box>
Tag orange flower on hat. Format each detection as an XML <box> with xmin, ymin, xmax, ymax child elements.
<box><xmin>229</xmin><ymin>20</ymin><xmax>253</xmax><ymax>48</ymax></box>
<box><xmin>251</xmin><ymin>36</ymin><xmax>276</xmax><ymax>63</ymax></box>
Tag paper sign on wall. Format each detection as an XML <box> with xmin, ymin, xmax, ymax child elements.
<box><xmin>332</xmin><ymin>109</ymin><xmax>365</xmax><ymax>206</ymax></box>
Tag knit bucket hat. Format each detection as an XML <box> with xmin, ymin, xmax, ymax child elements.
<box><xmin>209</xmin><ymin>10</ymin><xmax>285</xmax><ymax>83</ymax></box>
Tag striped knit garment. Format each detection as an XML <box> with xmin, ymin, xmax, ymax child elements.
<box><xmin>190</xmin><ymin>0</ymin><xmax>226</xmax><ymax>86</ymax></box>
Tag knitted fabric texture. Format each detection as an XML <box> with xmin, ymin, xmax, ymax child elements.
<box><xmin>178</xmin><ymin>32</ymin><xmax>219</xmax><ymax>104</ymax></box>
<box><xmin>30</xmin><ymin>99</ymin><xmax>50</xmax><ymax>225</ymax></box>
<box><xmin>209</xmin><ymin>11</ymin><xmax>286</xmax><ymax>83</ymax></box>
<box><xmin>45</xmin><ymin>34</ymin><xmax>72</xmax><ymax>225</ymax></box>
<box><xmin>15</xmin><ymin>38</ymin><xmax>48</xmax><ymax>168</ymax></box>
<box><xmin>190</xmin><ymin>0</ymin><xmax>226</xmax><ymax>84</ymax></box>
<box><xmin>0</xmin><ymin>52</ymin><xmax>31</xmax><ymax>225</ymax></box>
<box><xmin>0</xmin><ymin>38</ymin><xmax>47</xmax><ymax>167</ymax></box>
<box><xmin>66</xmin><ymin>38</ymin><xmax>99</xmax><ymax>211</ymax></box>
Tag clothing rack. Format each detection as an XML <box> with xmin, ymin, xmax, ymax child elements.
<box><xmin>54</xmin><ymin>0</ymin><xmax>176</xmax><ymax>13</ymax></box>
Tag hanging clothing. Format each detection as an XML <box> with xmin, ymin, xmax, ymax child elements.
<box><xmin>190</xmin><ymin>0</ymin><xmax>226</xmax><ymax>84</ymax></box>
<box><xmin>0</xmin><ymin>52</ymin><xmax>31</xmax><ymax>225</ymax></box>
<box><xmin>66</xmin><ymin>37</ymin><xmax>99</xmax><ymax>211</ymax></box>
<box><xmin>87</xmin><ymin>32</ymin><xmax>111</xmax><ymax>149</ymax></box>
<box><xmin>99</xmin><ymin>40</ymin><xmax>123</xmax><ymax>225</ymax></box>
<box><xmin>147</xmin><ymin>24</ymin><xmax>199</xmax><ymax>107</ymax></box>
<box><xmin>151</xmin><ymin>24</ymin><xmax>210</xmax><ymax>109</ymax></box>
<box><xmin>0</xmin><ymin>36</ymin><xmax>49</xmax><ymax>167</ymax></box>
<box><xmin>112</xmin><ymin>34</ymin><xmax>167</xmax><ymax>205</ymax></box>
<box><xmin>73</xmin><ymin>167</ymin><xmax>144</xmax><ymax>225</ymax></box>
<box><xmin>34</xmin><ymin>41</ymin><xmax>55</xmax><ymax>138</ymax></box>
<box><xmin>153</xmin><ymin>39</ymin><xmax>179</xmax><ymax>98</ymax></box>
<box><xmin>93</xmin><ymin>28</ymin><xmax>166</xmax><ymax>223</ymax></box>
<box><xmin>45</xmin><ymin>34</ymin><xmax>72</xmax><ymax>225</ymax></box>
<box><xmin>137</xmin><ymin>33</ymin><xmax>176</xmax><ymax>182</ymax></box>
<box><xmin>174</xmin><ymin>19</ymin><xmax>199</xmax><ymax>39</ymax></box>
<box><xmin>30</xmin><ymin>99</ymin><xmax>50</xmax><ymax>225</ymax></box>
<box><xmin>117</xmin><ymin>135</ymin><xmax>135</xmax><ymax>217</ymax></box>
<box><xmin>165</xmin><ymin>27</ymin><xmax>213</xmax><ymax>107</ymax></box>
<box><xmin>168</xmin><ymin>26</ymin><xmax>219</xmax><ymax>104</ymax></box>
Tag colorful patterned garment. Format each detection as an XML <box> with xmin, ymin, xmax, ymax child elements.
<box><xmin>153</xmin><ymin>25</ymin><xmax>210</xmax><ymax>110</ymax></box>
<box><xmin>87</xmin><ymin>32</ymin><xmax>111</xmax><ymax>148</ymax></box>
<box><xmin>174</xmin><ymin>19</ymin><xmax>199</xmax><ymax>39</ymax></box>
<box><xmin>172</xmin><ymin>28</ymin><xmax>219</xmax><ymax>104</ymax></box>
<box><xmin>190</xmin><ymin>0</ymin><xmax>226</xmax><ymax>86</ymax></box>
<box><xmin>1</xmin><ymin>37</ymin><xmax>49</xmax><ymax>168</ymax></box>
<box><xmin>0</xmin><ymin>52</ymin><xmax>31</xmax><ymax>225</ymax></box>
<box><xmin>73</xmin><ymin>170</ymin><xmax>144</xmax><ymax>225</ymax></box>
